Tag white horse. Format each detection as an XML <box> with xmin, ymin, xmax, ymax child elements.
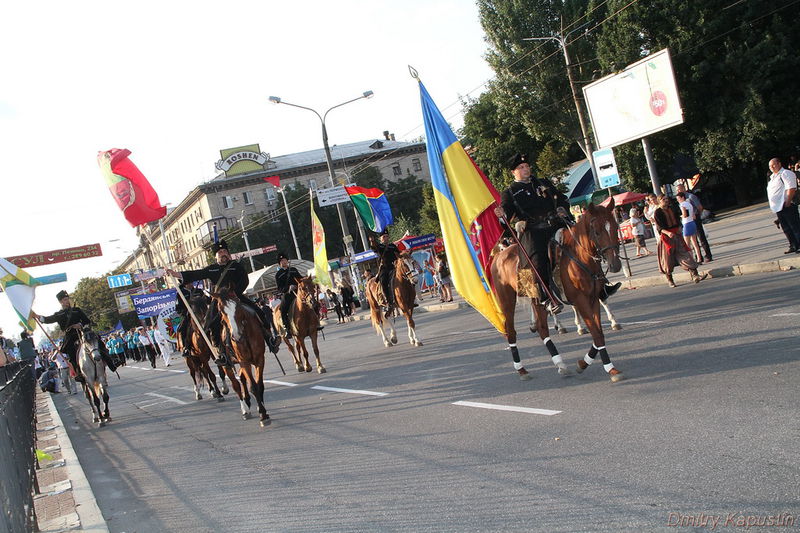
<box><xmin>77</xmin><ymin>327</ymin><xmax>111</xmax><ymax>427</ymax></box>
<box><xmin>535</xmin><ymin>300</ymin><xmax>622</xmax><ymax>335</ymax></box>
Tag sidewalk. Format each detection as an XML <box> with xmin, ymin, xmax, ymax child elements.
<box><xmin>33</xmin><ymin>389</ymin><xmax>108</xmax><ymax>532</ymax></box>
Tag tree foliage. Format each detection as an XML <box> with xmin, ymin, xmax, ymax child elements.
<box><xmin>70</xmin><ymin>275</ymin><xmax>138</xmax><ymax>331</ymax></box>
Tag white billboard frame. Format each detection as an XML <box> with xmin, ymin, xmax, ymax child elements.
<box><xmin>583</xmin><ymin>48</ymin><xmax>684</xmax><ymax>150</ymax></box>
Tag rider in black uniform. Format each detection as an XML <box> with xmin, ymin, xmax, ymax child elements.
<box><xmin>166</xmin><ymin>240</ymin><xmax>274</xmax><ymax>364</ymax></box>
<box><xmin>370</xmin><ymin>231</ymin><xmax>401</xmax><ymax>317</ymax></box>
<box><xmin>274</xmin><ymin>253</ymin><xmax>303</xmax><ymax>336</ymax></box>
<box><xmin>495</xmin><ymin>153</ymin><xmax>620</xmax><ymax>312</ymax></box>
<box><xmin>39</xmin><ymin>290</ymin><xmax>117</xmax><ymax>382</ymax></box>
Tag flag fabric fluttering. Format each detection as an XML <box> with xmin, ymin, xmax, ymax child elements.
<box><xmin>262</xmin><ymin>175</ymin><xmax>281</xmax><ymax>187</ymax></box>
<box><xmin>98</xmin><ymin>148</ymin><xmax>167</xmax><ymax>227</ymax></box>
<box><xmin>345</xmin><ymin>186</ymin><xmax>394</xmax><ymax>233</ymax></box>
<box><xmin>310</xmin><ymin>191</ymin><xmax>333</xmax><ymax>288</ymax></box>
<box><xmin>418</xmin><ymin>81</ymin><xmax>507</xmax><ymax>334</ymax></box>
<box><xmin>0</xmin><ymin>257</ymin><xmax>41</xmax><ymax>331</ymax></box>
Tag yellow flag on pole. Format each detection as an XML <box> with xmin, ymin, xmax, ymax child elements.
<box><xmin>310</xmin><ymin>190</ymin><xmax>333</xmax><ymax>287</ymax></box>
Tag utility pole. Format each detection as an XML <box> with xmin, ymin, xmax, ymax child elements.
<box><xmin>524</xmin><ymin>21</ymin><xmax>600</xmax><ymax>188</ymax></box>
<box><xmin>277</xmin><ymin>186</ymin><xmax>302</xmax><ymax>260</ymax></box>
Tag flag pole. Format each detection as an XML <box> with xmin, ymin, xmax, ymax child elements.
<box><xmin>33</xmin><ymin>316</ymin><xmax>80</xmax><ymax>377</ymax></box>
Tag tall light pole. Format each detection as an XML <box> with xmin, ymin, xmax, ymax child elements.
<box><xmin>277</xmin><ymin>186</ymin><xmax>303</xmax><ymax>261</ymax></box>
<box><xmin>268</xmin><ymin>91</ymin><xmax>374</xmax><ymax>259</ymax></box>
<box><xmin>238</xmin><ymin>210</ymin><xmax>256</xmax><ymax>271</ymax></box>
<box><xmin>524</xmin><ymin>23</ymin><xmax>600</xmax><ymax>188</ymax></box>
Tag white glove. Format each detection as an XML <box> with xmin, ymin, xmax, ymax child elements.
<box><xmin>514</xmin><ymin>220</ymin><xmax>527</xmax><ymax>234</ymax></box>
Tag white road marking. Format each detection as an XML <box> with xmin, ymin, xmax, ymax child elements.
<box><xmin>144</xmin><ymin>392</ymin><xmax>187</xmax><ymax>405</ymax></box>
<box><xmin>619</xmin><ymin>321</ymin><xmax>663</xmax><ymax>325</ymax></box>
<box><xmin>770</xmin><ymin>313</ymin><xmax>800</xmax><ymax>317</ymax></box>
<box><xmin>265</xmin><ymin>380</ymin><xmax>298</xmax><ymax>387</ymax></box>
<box><xmin>453</xmin><ymin>401</ymin><xmax>561</xmax><ymax>416</ymax></box>
<box><xmin>122</xmin><ymin>365</ymin><xmax>186</xmax><ymax>374</ymax></box>
<box><xmin>310</xmin><ymin>385</ymin><xmax>387</xmax><ymax>397</ymax></box>
<box><xmin>137</xmin><ymin>400</ymin><xmax>172</xmax><ymax>408</ymax></box>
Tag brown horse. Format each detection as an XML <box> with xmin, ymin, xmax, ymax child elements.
<box><xmin>178</xmin><ymin>294</ymin><xmax>225</xmax><ymax>402</ymax></box>
<box><xmin>491</xmin><ymin>202</ymin><xmax>625</xmax><ymax>382</ymax></box>
<box><xmin>212</xmin><ymin>290</ymin><xmax>270</xmax><ymax>426</ymax></box>
<box><xmin>365</xmin><ymin>253</ymin><xmax>422</xmax><ymax>347</ymax></box>
<box><xmin>273</xmin><ymin>276</ymin><xmax>326</xmax><ymax>373</ymax></box>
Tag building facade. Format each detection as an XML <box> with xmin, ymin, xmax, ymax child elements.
<box><xmin>119</xmin><ymin>134</ymin><xmax>429</xmax><ymax>274</ymax></box>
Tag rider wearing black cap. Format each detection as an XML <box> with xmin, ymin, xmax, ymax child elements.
<box><xmin>39</xmin><ymin>290</ymin><xmax>117</xmax><ymax>382</ymax></box>
<box><xmin>370</xmin><ymin>230</ymin><xmax>401</xmax><ymax>317</ymax></box>
<box><xmin>274</xmin><ymin>252</ymin><xmax>303</xmax><ymax>335</ymax></box>
<box><xmin>166</xmin><ymin>240</ymin><xmax>274</xmax><ymax>364</ymax></box>
<box><xmin>495</xmin><ymin>153</ymin><xmax>620</xmax><ymax>312</ymax></box>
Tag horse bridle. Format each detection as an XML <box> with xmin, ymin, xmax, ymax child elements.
<box><xmin>558</xmin><ymin>213</ymin><xmax>619</xmax><ymax>281</ymax></box>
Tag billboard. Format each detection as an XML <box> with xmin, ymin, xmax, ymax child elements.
<box><xmin>6</xmin><ymin>243</ymin><xmax>103</xmax><ymax>268</ymax></box>
<box><xmin>583</xmin><ymin>49</ymin><xmax>684</xmax><ymax>149</ymax></box>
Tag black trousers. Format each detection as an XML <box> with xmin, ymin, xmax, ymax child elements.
<box><xmin>694</xmin><ymin>217</ymin><xmax>713</xmax><ymax>260</ymax></box>
<box><xmin>378</xmin><ymin>269</ymin><xmax>393</xmax><ymax>305</ymax></box>
<box><xmin>777</xmin><ymin>205</ymin><xmax>800</xmax><ymax>249</ymax></box>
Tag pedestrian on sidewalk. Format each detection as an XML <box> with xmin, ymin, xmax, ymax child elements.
<box><xmin>51</xmin><ymin>350</ymin><xmax>75</xmax><ymax>394</ymax></box>
<box><xmin>653</xmin><ymin>194</ymin><xmax>708</xmax><ymax>287</ymax></box>
<box><xmin>629</xmin><ymin>207</ymin><xmax>653</xmax><ymax>257</ymax></box>
<box><xmin>767</xmin><ymin>157</ymin><xmax>800</xmax><ymax>254</ymax></box>
<box><xmin>676</xmin><ymin>183</ymin><xmax>713</xmax><ymax>262</ymax></box>
<box><xmin>327</xmin><ymin>289</ymin><xmax>345</xmax><ymax>323</ymax></box>
<box><xmin>138</xmin><ymin>326</ymin><xmax>156</xmax><ymax>368</ymax></box>
<box><xmin>436</xmin><ymin>256</ymin><xmax>453</xmax><ymax>302</ymax></box>
<box><xmin>153</xmin><ymin>326</ymin><xmax>173</xmax><ymax>367</ymax></box>
<box><xmin>676</xmin><ymin>191</ymin><xmax>704</xmax><ymax>263</ymax></box>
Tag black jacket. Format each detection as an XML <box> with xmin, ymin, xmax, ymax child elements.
<box><xmin>500</xmin><ymin>178</ymin><xmax>570</xmax><ymax>223</ymax></box>
<box><xmin>372</xmin><ymin>241</ymin><xmax>400</xmax><ymax>272</ymax></box>
<box><xmin>181</xmin><ymin>260</ymin><xmax>248</xmax><ymax>296</ymax></box>
<box><xmin>275</xmin><ymin>267</ymin><xmax>303</xmax><ymax>294</ymax></box>
<box><xmin>42</xmin><ymin>306</ymin><xmax>91</xmax><ymax>332</ymax></box>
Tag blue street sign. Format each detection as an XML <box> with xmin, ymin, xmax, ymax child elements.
<box><xmin>593</xmin><ymin>148</ymin><xmax>621</xmax><ymax>188</ymax></box>
<box><xmin>403</xmin><ymin>234</ymin><xmax>436</xmax><ymax>249</ymax></box>
<box><xmin>107</xmin><ymin>273</ymin><xmax>133</xmax><ymax>289</ymax></box>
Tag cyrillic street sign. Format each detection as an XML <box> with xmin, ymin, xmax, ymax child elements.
<box><xmin>593</xmin><ymin>148</ymin><xmax>621</xmax><ymax>188</ymax></box>
<box><xmin>316</xmin><ymin>186</ymin><xmax>351</xmax><ymax>207</ymax></box>
<box><xmin>231</xmin><ymin>245</ymin><xmax>277</xmax><ymax>260</ymax></box>
<box><xmin>6</xmin><ymin>243</ymin><xmax>103</xmax><ymax>268</ymax></box>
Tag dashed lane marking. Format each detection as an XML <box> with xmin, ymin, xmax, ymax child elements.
<box><xmin>452</xmin><ymin>400</ymin><xmax>561</xmax><ymax>416</ymax></box>
<box><xmin>310</xmin><ymin>385</ymin><xmax>387</xmax><ymax>397</ymax></box>
<box><xmin>123</xmin><ymin>365</ymin><xmax>186</xmax><ymax>374</ymax></box>
<box><xmin>143</xmin><ymin>392</ymin><xmax>187</xmax><ymax>405</ymax></box>
<box><xmin>770</xmin><ymin>313</ymin><xmax>800</xmax><ymax>316</ymax></box>
<box><xmin>265</xmin><ymin>380</ymin><xmax>299</xmax><ymax>387</ymax></box>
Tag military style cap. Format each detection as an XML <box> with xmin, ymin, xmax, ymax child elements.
<box><xmin>507</xmin><ymin>153</ymin><xmax>529</xmax><ymax>170</ymax></box>
<box><xmin>277</xmin><ymin>252</ymin><xmax>290</xmax><ymax>262</ymax></box>
<box><xmin>56</xmin><ymin>290</ymin><xmax>69</xmax><ymax>301</ymax></box>
<box><xmin>211</xmin><ymin>239</ymin><xmax>229</xmax><ymax>254</ymax></box>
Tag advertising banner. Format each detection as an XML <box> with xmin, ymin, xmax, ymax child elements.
<box><xmin>131</xmin><ymin>289</ymin><xmax>177</xmax><ymax>319</ymax></box>
<box><xmin>231</xmin><ymin>245</ymin><xmax>277</xmax><ymax>260</ymax></box>
<box><xmin>133</xmin><ymin>268</ymin><xmax>165</xmax><ymax>282</ymax></box>
<box><xmin>402</xmin><ymin>234</ymin><xmax>437</xmax><ymax>250</ymax></box>
<box><xmin>114</xmin><ymin>288</ymin><xmax>145</xmax><ymax>314</ymax></box>
<box><xmin>156</xmin><ymin>302</ymin><xmax>181</xmax><ymax>343</ymax></box>
<box><xmin>6</xmin><ymin>243</ymin><xmax>103</xmax><ymax>268</ymax></box>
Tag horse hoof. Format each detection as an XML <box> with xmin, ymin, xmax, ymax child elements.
<box><xmin>93</xmin><ymin>416</ymin><xmax>99</xmax><ymax>423</ymax></box>
<box><xmin>576</xmin><ymin>360</ymin><xmax>589</xmax><ymax>373</ymax></box>
<box><xmin>576</xmin><ymin>329</ymin><xmax>586</xmax><ymax>336</ymax></box>
<box><xmin>612</xmin><ymin>324</ymin><xmax>623</xmax><ymax>331</ymax></box>
<box><xmin>558</xmin><ymin>327</ymin><xmax>568</xmax><ymax>334</ymax></box>
<box><xmin>557</xmin><ymin>366</ymin><xmax>573</xmax><ymax>377</ymax></box>
<box><xmin>384</xmin><ymin>341</ymin><xmax>391</xmax><ymax>348</ymax></box>
<box><xmin>415</xmin><ymin>341</ymin><xmax>423</xmax><ymax>347</ymax></box>
<box><xmin>217</xmin><ymin>396</ymin><xmax>225</xmax><ymax>402</ymax></box>
<box><xmin>529</xmin><ymin>325</ymin><xmax>536</xmax><ymax>333</ymax></box>
<box><xmin>609</xmin><ymin>369</ymin><xmax>624</xmax><ymax>383</ymax></box>
<box><xmin>517</xmin><ymin>368</ymin><xmax>532</xmax><ymax>381</ymax></box>
<box><xmin>98</xmin><ymin>421</ymin><xmax>106</xmax><ymax>427</ymax></box>
<box><xmin>296</xmin><ymin>366</ymin><xmax>304</xmax><ymax>372</ymax></box>
<box><xmin>242</xmin><ymin>412</ymin><xmax>252</xmax><ymax>420</ymax></box>
<box><xmin>196</xmin><ymin>394</ymin><xmax>202</xmax><ymax>401</ymax></box>
<box><xmin>305</xmin><ymin>366</ymin><xmax>312</xmax><ymax>373</ymax></box>
<box><xmin>317</xmin><ymin>366</ymin><xmax>326</xmax><ymax>374</ymax></box>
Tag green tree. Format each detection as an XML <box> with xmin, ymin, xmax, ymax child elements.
<box><xmin>417</xmin><ymin>184</ymin><xmax>441</xmax><ymax>237</ymax></box>
<box><xmin>388</xmin><ymin>213</ymin><xmax>418</xmax><ymax>242</ymax></box>
<box><xmin>536</xmin><ymin>142</ymin><xmax>569</xmax><ymax>191</ymax></box>
<box><xmin>386</xmin><ymin>174</ymin><xmax>426</xmax><ymax>225</ymax></box>
<box><xmin>71</xmin><ymin>275</ymin><xmax>129</xmax><ymax>331</ymax></box>
<box><xmin>353</xmin><ymin>166</ymin><xmax>386</xmax><ymax>190</ymax></box>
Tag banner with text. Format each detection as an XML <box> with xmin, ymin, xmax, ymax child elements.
<box><xmin>131</xmin><ymin>289</ymin><xmax>177</xmax><ymax>318</ymax></box>
<box><xmin>231</xmin><ymin>245</ymin><xmax>277</xmax><ymax>260</ymax></box>
<box><xmin>6</xmin><ymin>244</ymin><xmax>103</xmax><ymax>268</ymax></box>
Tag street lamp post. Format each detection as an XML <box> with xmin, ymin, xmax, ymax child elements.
<box><xmin>268</xmin><ymin>91</ymin><xmax>374</xmax><ymax>259</ymax></box>
<box><xmin>238</xmin><ymin>210</ymin><xmax>256</xmax><ymax>271</ymax></box>
<box><xmin>524</xmin><ymin>25</ymin><xmax>600</xmax><ymax>188</ymax></box>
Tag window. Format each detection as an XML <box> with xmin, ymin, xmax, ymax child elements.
<box><xmin>223</xmin><ymin>196</ymin><xmax>234</xmax><ymax>209</ymax></box>
<box><xmin>243</xmin><ymin>191</ymin><xmax>253</xmax><ymax>205</ymax></box>
<box><xmin>265</xmin><ymin>187</ymin><xmax>276</xmax><ymax>201</ymax></box>
<box><xmin>412</xmin><ymin>158</ymin><xmax>422</xmax><ymax>172</ymax></box>
<box><xmin>268</xmin><ymin>209</ymin><xmax>280</xmax><ymax>222</ymax></box>
<box><xmin>308</xmin><ymin>179</ymin><xmax>317</xmax><ymax>190</ymax></box>
<box><xmin>392</xmin><ymin>164</ymin><xmax>402</xmax><ymax>176</ymax></box>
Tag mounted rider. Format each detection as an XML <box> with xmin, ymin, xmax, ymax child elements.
<box><xmin>166</xmin><ymin>240</ymin><xmax>274</xmax><ymax>365</ymax></box>
<box><xmin>38</xmin><ymin>290</ymin><xmax>117</xmax><ymax>382</ymax></box>
<box><xmin>494</xmin><ymin>153</ymin><xmax>620</xmax><ymax>312</ymax></box>
<box><xmin>370</xmin><ymin>230</ymin><xmax>401</xmax><ymax>317</ymax></box>
<box><xmin>274</xmin><ymin>252</ymin><xmax>304</xmax><ymax>335</ymax></box>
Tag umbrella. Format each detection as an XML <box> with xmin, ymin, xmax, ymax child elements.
<box><xmin>600</xmin><ymin>191</ymin><xmax>648</xmax><ymax>207</ymax></box>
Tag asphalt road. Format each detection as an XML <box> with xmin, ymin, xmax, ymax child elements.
<box><xmin>54</xmin><ymin>271</ymin><xmax>800</xmax><ymax>532</ymax></box>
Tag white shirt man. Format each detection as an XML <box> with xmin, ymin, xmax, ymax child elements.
<box><xmin>767</xmin><ymin>158</ymin><xmax>800</xmax><ymax>253</ymax></box>
<box><xmin>153</xmin><ymin>327</ymin><xmax>173</xmax><ymax>367</ymax></box>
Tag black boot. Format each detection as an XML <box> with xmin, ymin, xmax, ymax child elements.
<box><xmin>600</xmin><ymin>282</ymin><xmax>622</xmax><ymax>301</ymax></box>
<box><xmin>102</xmin><ymin>353</ymin><xmax>118</xmax><ymax>372</ymax></box>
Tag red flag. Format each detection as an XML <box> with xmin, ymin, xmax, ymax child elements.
<box><xmin>262</xmin><ymin>175</ymin><xmax>280</xmax><ymax>187</ymax></box>
<box><xmin>98</xmin><ymin>148</ymin><xmax>166</xmax><ymax>227</ymax></box>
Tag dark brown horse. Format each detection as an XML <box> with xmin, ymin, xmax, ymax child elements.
<box><xmin>365</xmin><ymin>253</ymin><xmax>422</xmax><ymax>347</ymax></box>
<box><xmin>273</xmin><ymin>276</ymin><xmax>326</xmax><ymax>373</ymax></box>
<box><xmin>178</xmin><ymin>294</ymin><xmax>225</xmax><ymax>401</ymax></box>
<box><xmin>212</xmin><ymin>291</ymin><xmax>270</xmax><ymax>426</ymax></box>
<box><xmin>491</xmin><ymin>202</ymin><xmax>625</xmax><ymax>382</ymax></box>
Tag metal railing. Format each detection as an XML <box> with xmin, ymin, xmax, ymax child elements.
<box><xmin>0</xmin><ymin>361</ymin><xmax>38</xmax><ymax>533</ymax></box>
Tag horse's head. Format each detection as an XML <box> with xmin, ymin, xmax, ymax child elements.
<box><xmin>189</xmin><ymin>291</ymin><xmax>210</xmax><ymax>317</ymax></box>
<box><xmin>395</xmin><ymin>252</ymin><xmax>418</xmax><ymax>284</ymax></box>
<box><xmin>211</xmin><ymin>289</ymin><xmax>244</xmax><ymax>342</ymax></box>
<box><xmin>79</xmin><ymin>326</ymin><xmax>102</xmax><ymax>362</ymax></box>
<box><xmin>585</xmin><ymin>200</ymin><xmax>622</xmax><ymax>273</ymax></box>
<box><xmin>296</xmin><ymin>277</ymin><xmax>317</xmax><ymax>307</ymax></box>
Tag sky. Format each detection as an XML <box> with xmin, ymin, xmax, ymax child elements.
<box><xmin>0</xmin><ymin>0</ymin><xmax>496</xmax><ymax>339</ymax></box>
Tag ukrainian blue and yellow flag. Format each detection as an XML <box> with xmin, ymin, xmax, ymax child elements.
<box><xmin>418</xmin><ymin>82</ymin><xmax>506</xmax><ymax>334</ymax></box>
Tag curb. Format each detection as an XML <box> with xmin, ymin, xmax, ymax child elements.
<box><xmin>44</xmin><ymin>394</ymin><xmax>109</xmax><ymax>533</ymax></box>
<box><xmin>620</xmin><ymin>256</ymin><xmax>800</xmax><ymax>289</ymax></box>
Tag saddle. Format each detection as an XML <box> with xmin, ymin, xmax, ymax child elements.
<box><xmin>275</xmin><ymin>304</ymin><xmax>297</xmax><ymax>337</ymax></box>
